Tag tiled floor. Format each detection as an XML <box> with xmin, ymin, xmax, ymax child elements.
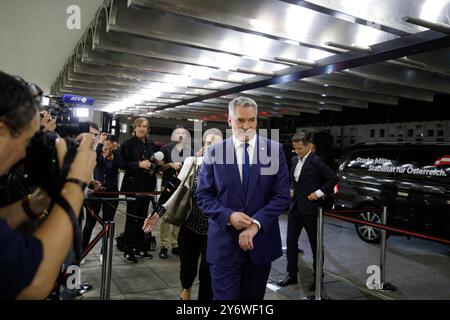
<box><xmin>80</xmin><ymin>203</ymin><xmax>381</xmax><ymax>300</ymax></box>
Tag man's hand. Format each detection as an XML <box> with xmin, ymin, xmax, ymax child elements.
<box><xmin>110</xmin><ymin>141</ymin><xmax>118</xmax><ymax>151</ymax></box>
<box><xmin>40</xmin><ymin>111</ymin><xmax>57</xmax><ymax>132</ymax></box>
<box><xmin>290</xmin><ymin>189</ymin><xmax>294</xmax><ymax>199</ymax></box>
<box><xmin>307</xmin><ymin>192</ymin><xmax>319</xmax><ymax>201</ymax></box>
<box><xmin>170</xmin><ymin>162</ymin><xmax>182</xmax><ymax>171</ymax></box>
<box><xmin>229</xmin><ymin>212</ymin><xmax>252</xmax><ymax>230</ymax></box>
<box><xmin>90</xmin><ymin>180</ymin><xmax>102</xmax><ymax>191</ymax></box>
<box><xmin>99</xmin><ymin>132</ymin><xmax>108</xmax><ymax>144</ymax></box>
<box><xmin>139</xmin><ymin>160</ymin><xmax>151</xmax><ymax>170</ymax></box>
<box><xmin>239</xmin><ymin>223</ymin><xmax>259</xmax><ymax>250</ymax></box>
<box><xmin>65</xmin><ymin>133</ymin><xmax>97</xmax><ymax>184</ymax></box>
<box><xmin>143</xmin><ymin>214</ymin><xmax>160</xmax><ymax>233</ymax></box>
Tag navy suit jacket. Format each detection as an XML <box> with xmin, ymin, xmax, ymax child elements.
<box><xmin>196</xmin><ymin>136</ymin><xmax>290</xmax><ymax>267</ymax></box>
<box><xmin>288</xmin><ymin>152</ymin><xmax>338</xmax><ymax>216</ymax></box>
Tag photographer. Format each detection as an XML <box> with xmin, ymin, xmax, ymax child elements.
<box><xmin>120</xmin><ymin>117</ymin><xmax>161</xmax><ymax>263</ymax></box>
<box><xmin>81</xmin><ymin>132</ymin><xmax>125</xmax><ymax>260</ymax></box>
<box><xmin>0</xmin><ymin>71</ymin><xmax>96</xmax><ymax>299</ymax></box>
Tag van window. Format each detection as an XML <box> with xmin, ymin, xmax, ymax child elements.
<box><xmin>345</xmin><ymin>149</ymin><xmax>399</xmax><ymax>177</ymax></box>
<box><xmin>397</xmin><ymin>149</ymin><xmax>450</xmax><ymax>185</ymax></box>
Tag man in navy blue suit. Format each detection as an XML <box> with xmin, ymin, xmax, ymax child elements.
<box><xmin>196</xmin><ymin>97</ymin><xmax>290</xmax><ymax>300</ymax></box>
<box><xmin>277</xmin><ymin>132</ymin><xmax>337</xmax><ymax>291</ymax></box>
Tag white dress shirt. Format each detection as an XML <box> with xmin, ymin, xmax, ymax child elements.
<box><xmin>293</xmin><ymin>151</ymin><xmax>325</xmax><ymax>198</ymax></box>
<box><xmin>231</xmin><ymin>135</ymin><xmax>261</xmax><ymax>230</ymax></box>
<box><xmin>232</xmin><ymin>135</ymin><xmax>256</xmax><ymax>182</ymax></box>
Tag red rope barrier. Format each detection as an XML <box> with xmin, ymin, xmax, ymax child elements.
<box><xmin>92</xmin><ymin>191</ymin><xmax>161</xmax><ymax>196</ymax></box>
<box><xmin>326</xmin><ymin>208</ymin><xmax>382</xmax><ymax>214</ymax></box>
<box><xmin>323</xmin><ymin>211</ymin><xmax>450</xmax><ymax>245</ymax></box>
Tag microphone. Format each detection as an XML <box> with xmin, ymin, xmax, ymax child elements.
<box><xmin>153</xmin><ymin>151</ymin><xmax>164</xmax><ymax>161</ymax></box>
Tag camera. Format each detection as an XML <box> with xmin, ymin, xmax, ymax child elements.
<box><xmin>43</xmin><ymin>94</ymin><xmax>93</xmax><ymax>138</ymax></box>
<box><xmin>44</xmin><ymin>103</ymin><xmax>89</xmax><ymax>138</ymax></box>
<box><xmin>107</xmin><ymin>134</ymin><xmax>117</xmax><ymax>142</ymax></box>
<box><xmin>24</xmin><ymin>131</ymin><xmax>80</xmax><ymax>196</ymax></box>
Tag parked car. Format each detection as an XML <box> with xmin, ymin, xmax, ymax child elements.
<box><xmin>333</xmin><ymin>143</ymin><xmax>450</xmax><ymax>243</ymax></box>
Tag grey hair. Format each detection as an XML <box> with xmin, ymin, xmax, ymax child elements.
<box><xmin>203</xmin><ymin>128</ymin><xmax>223</xmax><ymax>142</ymax></box>
<box><xmin>292</xmin><ymin>131</ymin><xmax>312</xmax><ymax>144</ymax></box>
<box><xmin>228</xmin><ymin>96</ymin><xmax>258</xmax><ymax>118</ymax></box>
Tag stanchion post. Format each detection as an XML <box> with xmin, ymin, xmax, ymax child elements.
<box><xmin>315</xmin><ymin>207</ymin><xmax>324</xmax><ymax>300</ymax></box>
<box><xmin>104</xmin><ymin>221</ymin><xmax>115</xmax><ymax>300</ymax></box>
<box><xmin>380</xmin><ymin>206</ymin><xmax>387</xmax><ymax>285</ymax></box>
<box><xmin>100</xmin><ymin>223</ymin><xmax>109</xmax><ymax>299</ymax></box>
<box><xmin>378</xmin><ymin>206</ymin><xmax>396</xmax><ymax>291</ymax></box>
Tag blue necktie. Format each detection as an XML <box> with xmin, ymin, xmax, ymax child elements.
<box><xmin>242</xmin><ymin>143</ymin><xmax>250</xmax><ymax>196</ymax></box>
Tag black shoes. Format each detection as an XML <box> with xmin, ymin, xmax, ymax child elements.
<box><xmin>159</xmin><ymin>248</ymin><xmax>168</xmax><ymax>259</ymax></box>
<box><xmin>123</xmin><ymin>253</ymin><xmax>138</xmax><ymax>263</ymax></box>
<box><xmin>135</xmin><ymin>250</ymin><xmax>153</xmax><ymax>259</ymax></box>
<box><xmin>276</xmin><ymin>274</ymin><xmax>298</xmax><ymax>287</ymax></box>
<box><xmin>158</xmin><ymin>247</ymin><xmax>179</xmax><ymax>258</ymax></box>
<box><xmin>76</xmin><ymin>282</ymin><xmax>93</xmax><ymax>297</ymax></box>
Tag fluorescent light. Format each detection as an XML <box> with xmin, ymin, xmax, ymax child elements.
<box><xmin>75</xmin><ymin>108</ymin><xmax>89</xmax><ymax>118</ymax></box>
<box><xmin>283</xmin><ymin>39</ymin><xmax>300</xmax><ymax>46</ymax></box>
<box><xmin>242</xmin><ymin>55</ymin><xmax>260</xmax><ymax>61</ymax></box>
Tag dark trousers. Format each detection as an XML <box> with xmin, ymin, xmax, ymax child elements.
<box><xmin>81</xmin><ymin>191</ymin><xmax>118</xmax><ymax>254</ymax></box>
<box><xmin>178</xmin><ymin>226</ymin><xmax>213</xmax><ymax>300</ymax></box>
<box><xmin>124</xmin><ymin>195</ymin><xmax>151</xmax><ymax>254</ymax></box>
<box><xmin>210</xmin><ymin>253</ymin><xmax>271</xmax><ymax>300</ymax></box>
<box><xmin>286</xmin><ymin>211</ymin><xmax>323</xmax><ymax>278</ymax></box>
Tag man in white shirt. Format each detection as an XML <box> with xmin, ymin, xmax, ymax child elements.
<box><xmin>277</xmin><ymin>132</ymin><xmax>337</xmax><ymax>291</ymax></box>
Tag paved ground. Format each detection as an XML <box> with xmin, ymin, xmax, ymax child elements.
<box><xmin>79</xmin><ymin>203</ymin><xmax>450</xmax><ymax>300</ymax></box>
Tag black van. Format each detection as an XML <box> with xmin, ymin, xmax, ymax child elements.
<box><xmin>333</xmin><ymin>143</ymin><xmax>450</xmax><ymax>243</ymax></box>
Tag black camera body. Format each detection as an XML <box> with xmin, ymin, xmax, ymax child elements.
<box><xmin>107</xmin><ymin>134</ymin><xmax>117</xmax><ymax>142</ymax></box>
<box><xmin>44</xmin><ymin>101</ymin><xmax>90</xmax><ymax>138</ymax></box>
<box><xmin>24</xmin><ymin>131</ymin><xmax>80</xmax><ymax>195</ymax></box>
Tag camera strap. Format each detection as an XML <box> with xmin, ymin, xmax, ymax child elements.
<box><xmin>50</xmin><ymin>142</ymin><xmax>82</xmax><ymax>264</ymax></box>
<box><xmin>51</xmin><ymin>194</ymin><xmax>82</xmax><ymax>263</ymax></box>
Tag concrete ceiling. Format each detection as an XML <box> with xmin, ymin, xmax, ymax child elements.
<box><xmin>0</xmin><ymin>0</ymin><xmax>104</xmax><ymax>93</ymax></box>
<box><xmin>50</xmin><ymin>0</ymin><xmax>450</xmax><ymax>121</ymax></box>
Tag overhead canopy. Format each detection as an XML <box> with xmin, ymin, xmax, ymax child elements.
<box><xmin>51</xmin><ymin>0</ymin><xmax>450</xmax><ymax>121</ymax></box>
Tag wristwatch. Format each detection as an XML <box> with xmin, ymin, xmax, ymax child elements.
<box><xmin>65</xmin><ymin>178</ymin><xmax>88</xmax><ymax>193</ymax></box>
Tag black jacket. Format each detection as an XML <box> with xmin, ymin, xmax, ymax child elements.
<box><xmin>160</xmin><ymin>142</ymin><xmax>192</xmax><ymax>187</ymax></box>
<box><xmin>94</xmin><ymin>144</ymin><xmax>126</xmax><ymax>190</ymax></box>
<box><xmin>120</xmin><ymin>136</ymin><xmax>157</xmax><ymax>192</ymax></box>
<box><xmin>288</xmin><ymin>152</ymin><xmax>338</xmax><ymax>216</ymax></box>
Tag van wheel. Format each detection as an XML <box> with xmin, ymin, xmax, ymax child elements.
<box><xmin>355</xmin><ymin>209</ymin><xmax>382</xmax><ymax>244</ymax></box>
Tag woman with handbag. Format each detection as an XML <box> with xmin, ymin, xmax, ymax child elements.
<box><xmin>143</xmin><ymin>128</ymin><xmax>223</xmax><ymax>300</ymax></box>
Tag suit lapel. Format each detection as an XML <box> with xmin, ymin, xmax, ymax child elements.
<box><xmin>299</xmin><ymin>152</ymin><xmax>314</xmax><ymax>179</ymax></box>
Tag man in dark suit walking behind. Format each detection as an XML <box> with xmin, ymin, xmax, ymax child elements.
<box><xmin>277</xmin><ymin>132</ymin><xmax>337</xmax><ymax>291</ymax></box>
